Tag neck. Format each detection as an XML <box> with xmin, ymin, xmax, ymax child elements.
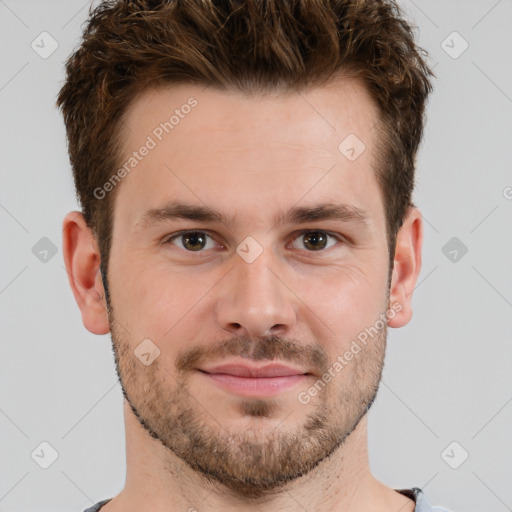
<box><xmin>103</xmin><ymin>401</ymin><xmax>415</xmax><ymax>512</ymax></box>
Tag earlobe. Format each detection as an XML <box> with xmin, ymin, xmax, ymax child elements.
<box><xmin>62</xmin><ymin>211</ymin><xmax>110</xmax><ymax>335</ymax></box>
<box><xmin>387</xmin><ymin>206</ymin><xmax>423</xmax><ymax>328</ymax></box>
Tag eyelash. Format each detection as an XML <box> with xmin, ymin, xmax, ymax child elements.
<box><xmin>162</xmin><ymin>229</ymin><xmax>346</xmax><ymax>253</ymax></box>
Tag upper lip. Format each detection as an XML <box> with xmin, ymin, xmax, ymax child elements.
<box><xmin>199</xmin><ymin>362</ymin><xmax>309</xmax><ymax>378</ymax></box>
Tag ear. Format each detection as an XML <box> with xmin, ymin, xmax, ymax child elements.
<box><xmin>387</xmin><ymin>206</ymin><xmax>423</xmax><ymax>328</ymax></box>
<box><xmin>62</xmin><ymin>211</ymin><xmax>110</xmax><ymax>335</ymax></box>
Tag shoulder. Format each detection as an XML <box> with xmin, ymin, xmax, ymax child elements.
<box><xmin>396</xmin><ymin>488</ymin><xmax>454</xmax><ymax>512</ymax></box>
<box><xmin>82</xmin><ymin>499</ymin><xmax>112</xmax><ymax>512</ymax></box>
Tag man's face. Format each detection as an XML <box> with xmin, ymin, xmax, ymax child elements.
<box><xmin>107</xmin><ymin>78</ymin><xmax>391</xmax><ymax>497</ymax></box>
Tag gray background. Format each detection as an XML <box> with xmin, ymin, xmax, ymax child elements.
<box><xmin>1</xmin><ymin>1</ymin><xmax>511</xmax><ymax>511</ymax></box>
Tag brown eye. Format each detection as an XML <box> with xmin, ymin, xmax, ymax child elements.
<box><xmin>302</xmin><ymin>231</ymin><xmax>328</xmax><ymax>250</ymax></box>
<box><xmin>290</xmin><ymin>231</ymin><xmax>340</xmax><ymax>251</ymax></box>
<box><xmin>181</xmin><ymin>232</ymin><xmax>207</xmax><ymax>251</ymax></box>
<box><xmin>165</xmin><ymin>231</ymin><xmax>216</xmax><ymax>252</ymax></box>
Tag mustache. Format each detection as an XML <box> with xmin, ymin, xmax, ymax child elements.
<box><xmin>175</xmin><ymin>334</ymin><xmax>330</xmax><ymax>377</ymax></box>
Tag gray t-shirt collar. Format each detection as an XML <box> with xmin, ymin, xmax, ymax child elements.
<box><xmin>83</xmin><ymin>487</ymin><xmax>448</xmax><ymax>512</ymax></box>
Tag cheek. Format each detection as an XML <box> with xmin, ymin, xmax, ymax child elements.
<box><xmin>308</xmin><ymin>261</ymin><xmax>388</xmax><ymax>339</ymax></box>
<box><xmin>118</xmin><ymin>261</ymin><xmax>218</xmax><ymax>339</ymax></box>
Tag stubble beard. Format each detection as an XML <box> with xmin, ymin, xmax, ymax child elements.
<box><xmin>108</xmin><ymin>306</ymin><xmax>387</xmax><ymax>499</ymax></box>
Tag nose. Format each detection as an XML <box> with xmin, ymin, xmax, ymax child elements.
<box><xmin>215</xmin><ymin>246</ymin><xmax>297</xmax><ymax>338</ymax></box>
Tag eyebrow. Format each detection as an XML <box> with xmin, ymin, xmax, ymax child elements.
<box><xmin>134</xmin><ymin>201</ymin><xmax>370</xmax><ymax>232</ymax></box>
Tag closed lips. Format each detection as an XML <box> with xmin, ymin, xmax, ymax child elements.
<box><xmin>198</xmin><ymin>363</ymin><xmax>309</xmax><ymax>378</ymax></box>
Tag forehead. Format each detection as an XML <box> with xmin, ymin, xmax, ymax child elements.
<box><xmin>121</xmin><ymin>76</ymin><xmax>379</xmax><ymax>153</ymax></box>
<box><xmin>113</xmin><ymin>77</ymin><xmax>383</xmax><ymax>233</ymax></box>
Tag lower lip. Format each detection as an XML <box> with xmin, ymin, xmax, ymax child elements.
<box><xmin>200</xmin><ymin>372</ymin><xmax>308</xmax><ymax>397</ymax></box>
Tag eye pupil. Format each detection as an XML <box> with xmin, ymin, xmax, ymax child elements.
<box><xmin>303</xmin><ymin>232</ymin><xmax>327</xmax><ymax>250</ymax></box>
<box><xmin>183</xmin><ymin>232</ymin><xmax>206</xmax><ymax>251</ymax></box>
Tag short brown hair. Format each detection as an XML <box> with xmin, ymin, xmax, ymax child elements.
<box><xmin>57</xmin><ymin>0</ymin><xmax>434</xmax><ymax>281</ymax></box>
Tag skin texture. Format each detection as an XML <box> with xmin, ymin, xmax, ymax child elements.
<box><xmin>63</xmin><ymin>77</ymin><xmax>422</xmax><ymax>512</ymax></box>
